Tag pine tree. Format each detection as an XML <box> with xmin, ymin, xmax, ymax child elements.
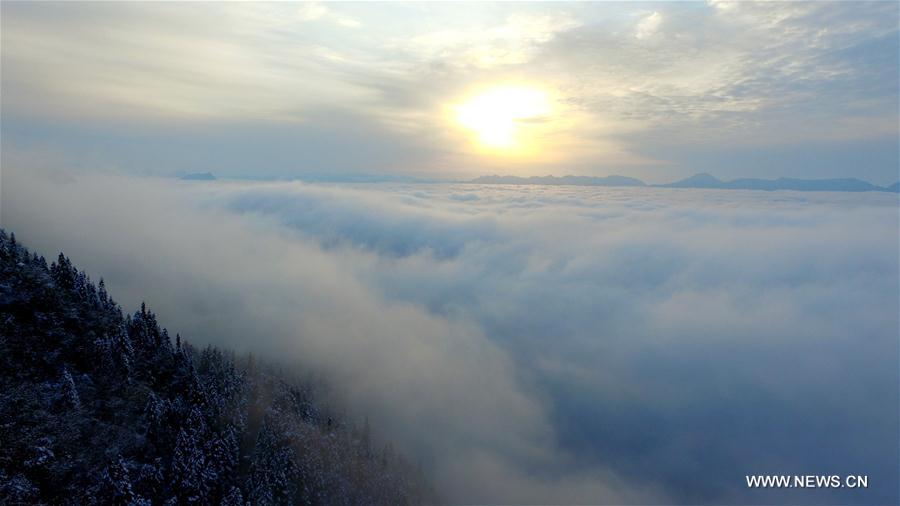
<box><xmin>50</xmin><ymin>253</ymin><xmax>75</xmax><ymax>291</ymax></box>
<box><xmin>99</xmin><ymin>278</ymin><xmax>108</xmax><ymax>305</ymax></box>
<box><xmin>97</xmin><ymin>456</ymin><xmax>136</xmax><ymax>506</ymax></box>
<box><xmin>60</xmin><ymin>367</ymin><xmax>81</xmax><ymax>409</ymax></box>
<box><xmin>221</xmin><ymin>486</ymin><xmax>245</xmax><ymax>506</ymax></box>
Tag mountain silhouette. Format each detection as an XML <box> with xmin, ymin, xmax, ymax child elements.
<box><xmin>470</xmin><ymin>173</ymin><xmax>899</xmax><ymax>192</ymax></box>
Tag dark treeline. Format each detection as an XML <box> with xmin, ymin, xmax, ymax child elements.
<box><xmin>0</xmin><ymin>229</ymin><xmax>432</xmax><ymax>505</ymax></box>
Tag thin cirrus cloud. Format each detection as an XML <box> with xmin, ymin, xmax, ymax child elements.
<box><xmin>3</xmin><ymin>165</ymin><xmax>897</xmax><ymax>504</ymax></box>
<box><xmin>1</xmin><ymin>1</ymin><xmax>897</xmax><ymax>182</ymax></box>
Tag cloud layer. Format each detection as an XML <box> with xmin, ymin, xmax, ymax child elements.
<box><xmin>3</xmin><ymin>167</ymin><xmax>897</xmax><ymax>504</ymax></box>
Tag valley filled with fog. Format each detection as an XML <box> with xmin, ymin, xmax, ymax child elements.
<box><xmin>4</xmin><ymin>168</ymin><xmax>898</xmax><ymax>505</ymax></box>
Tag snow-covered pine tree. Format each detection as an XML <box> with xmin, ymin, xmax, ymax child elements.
<box><xmin>60</xmin><ymin>366</ymin><xmax>81</xmax><ymax>409</ymax></box>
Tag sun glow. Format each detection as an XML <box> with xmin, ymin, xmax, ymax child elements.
<box><xmin>454</xmin><ymin>85</ymin><xmax>552</xmax><ymax>154</ymax></box>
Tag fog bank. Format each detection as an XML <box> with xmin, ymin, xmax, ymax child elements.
<box><xmin>3</xmin><ymin>167</ymin><xmax>897</xmax><ymax>504</ymax></box>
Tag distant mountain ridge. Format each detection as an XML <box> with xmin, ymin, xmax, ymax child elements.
<box><xmin>469</xmin><ymin>174</ymin><xmax>646</xmax><ymax>187</ymax></box>
<box><xmin>180</xmin><ymin>172</ymin><xmax>216</xmax><ymax>181</ymax></box>
<box><xmin>469</xmin><ymin>173</ymin><xmax>899</xmax><ymax>193</ymax></box>
<box><xmin>657</xmin><ymin>172</ymin><xmax>889</xmax><ymax>192</ymax></box>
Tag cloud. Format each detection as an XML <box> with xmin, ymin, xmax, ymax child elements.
<box><xmin>2</xmin><ymin>167</ymin><xmax>669</xmax><ymax>504</ymax></box>
<box><xmin>399</xmin><ymin>12</ymin><xmax>581</xmax><ymax>69</ymax></box>
<box><xmin>635</xmin><ymin>11</ymin><xmax>662</xmax><ymax>40</ymax></box>
<box><xmin>335</xmin><ymin>17</ymin><xmax>362</xmax><ymax>29</ymax></box>
<box><xmin>3</xmin><ymin>165</ymin><xmax>897</xmax><ymax>504</ymax></box>
<box><xmin>2</xmin><ymin>2</ymin><xmax>897</xmax><ymax>182</ymax></box>
<box><xmin>541</xmin><ymin>2</ymin><xmax>898</xmax><ymax>157</ymax></box>
<box><xmin>0</xmin><ymin>3</ymin><xmax>379</xmax><ymax>123</ymax></box>
<box><xmin>296</xmin><ymin>2</ymin><xmax>328</xmax><ymax>22</ymax></box>
<box><xmin>295</xmin><ymin>2</ymin><xmax>360</xmax><ymax>29</ymax></box>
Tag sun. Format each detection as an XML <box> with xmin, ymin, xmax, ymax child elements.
<box><xmin>453</xmin><ymin>85</ymin><xmax>552</xmax><ymax>154</ymax></box>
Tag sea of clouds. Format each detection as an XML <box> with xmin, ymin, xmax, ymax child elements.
<box><xmin>3</xmin><ymin>167</ymin><xmax>898</xmax><ymax>505</ymax></box>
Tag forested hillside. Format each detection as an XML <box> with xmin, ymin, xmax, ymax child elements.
<box><xmin>0</xmin><ymin>229</ymin><xmax>430</xmax><ymax>505</ymax></box>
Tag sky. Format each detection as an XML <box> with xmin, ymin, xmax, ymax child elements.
<box><xmin>2</xmin><ymin>1</ymin><xmax>899</xmax><ymax>184</ymax></box>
